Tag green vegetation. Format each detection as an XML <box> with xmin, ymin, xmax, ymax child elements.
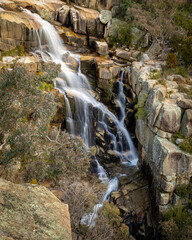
<box><xmin>175</xmin><ymin>183</ymin><xmax>192</xmax><ymax>199</ymax></box>
<box><xmin>80</xmin><ymin>201</ymin><xmax>130</xmax><ymax>240</ymax></box>
<box><xmin>161</xmin><ymin>205</ymin><xmax>192</xmax><ymax>240</ymax></box>
<box><xmin>134</xmin><ymin>93</ymin><xmax>148</xmax><ymax>120</ymax></box>
<box><xmin>172</xmin><ymin>132</ymin><xmax>192</xmax><ymax>154</ymax></box>
<box><xmin>166</xmin><ymin>53</ymin><xmax>178</xmax><ymax>69</ymax></box>
<box><xmin>179</xmin><ymin>136</ymin><xmax>192</xmax><ymax>154</ymax></box>
<box><xmin>109</xmin><ymin>23</ymin><xmax>133</xmax><ymax>47</ymax></box>
<box><xmin>0</xmin><ymin>46</ymin><xmax>25</xmax><ymax>60</ymax></box>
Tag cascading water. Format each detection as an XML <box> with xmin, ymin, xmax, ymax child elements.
<box><xmin>23</xmin><ymin>9</ymin><xmax>138</xmax><ymax>227</ymax></box>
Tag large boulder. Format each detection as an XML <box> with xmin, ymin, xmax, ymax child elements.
<box><xmin>154</xmin><ymin>102</ymin><xmax>182</xmax><ymax>133</ymax></box>
<box><xmin>181</xmin><ymin>109</ymin><xmax>192</xmax><ymax>137</ymax></box>
<box><xmin>152</xmin><ymin>136</ymin><xmax>191</xmax><ymax>177</ymax></box>
<box><xmin>99</xmin><ymin>10</ymin><xmax>112</xmax><ymax>24</ymax></box>
<box><xmin>0</xmin><ymin>178</ymin><xmax>72</xmax><ymax>240</ymax></box>
<box><xmin>70</xmin><ymin>5</ymin><xmax>104</xmax><ymax>37</ymax></box>
<box><xmin>0</xmin><ymin>10</ymin><xmax>41</xmax><ymax>51</ymax></box>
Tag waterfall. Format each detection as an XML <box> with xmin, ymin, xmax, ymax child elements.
<box><xmin>23</xmin><ymin>9</ymin><xmax>138</xmax><ymax>227</ymax></box>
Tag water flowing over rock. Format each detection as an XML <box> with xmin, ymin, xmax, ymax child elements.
<box><xmin>0</xmin><ymin>178</ymin><xmax>72</xmax><ymax>240</ymax></box>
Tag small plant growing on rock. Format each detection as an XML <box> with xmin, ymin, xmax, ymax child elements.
<box><xmin>134</xmin><ymin>93</ymin><xmax>148</xmax><ymax>120</ymax></box>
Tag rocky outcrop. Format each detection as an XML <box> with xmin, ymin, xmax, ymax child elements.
<box><xmin>0</xmin><ymin>10</ymin><xmax>41</xmax><ymax>51</ymax></box>
<box><xmin>0</xmin><ymin>178</ymin><xmax>72</xmax><ymax>240</ymax></box>
<box><xmin>69</xmin><ymin>0</ymin><xmax>121</xmax><ymax>11</ymax></box>
<box><xmin>126</xmin><ymin>58</ymin><xmax>192</xmax><ymax>213</ymax></box>
<box><xmin>0</xmin><ymin>0</ymin><xmax>64</xmax><ymax>21</ymax></box>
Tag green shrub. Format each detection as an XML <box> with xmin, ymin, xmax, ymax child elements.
<box><xmin>166</xmin><ymin>53</ymin><xmax>178</xmax><ymax>68</ymax></box>
<box><xmin>175</xmin><ymin>183</ymin><xmax>192</xmax><ymax>199</ymax></box>
<box><xmin>161</xmin><ymin>205</ymin><xmax>192</xmax><ymax>240</ymax></box>
<box><xmin>134</xmin><ymin>93</ymin><xmax>148</xmax><ymax>120</ymax></box>
<box><xmin>178</xmin><ymin>136</ymin><xmax>192</xmax><ymax>154</ymax></box>
<box><xmin>121</xmin><ymin>0</ymin><xmax>132</xmax><ymax>17</ymax></box>
<box><xmin>0</xmin><ymin>66</ymin><xmax>58</xmax><ymax>165</ymax></box>
<box><xmin>109</xmin><ymin>23</ymin><xmax>132</xmax><ymax>47</ymax></box>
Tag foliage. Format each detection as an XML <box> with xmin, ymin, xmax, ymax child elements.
<box><xmin>175</xmin><ymin>183</ymin><xmax>192</xmax><ymax>199</ymax></box>
<box><xmin>39</xmin><ymin>81</ymin><xmax>53</xmax><ymax>91</ymax></box>
<box><xmin>80</xmin><ymin>201</ymin><xmax>130</xmax><ymax>240</ymax></box>
<box><xmin>0</xmin><ymin>46</ymin><xmax>25</xmax><ymax>60</ymax></box>
<box><xmin>178</xmin><ymin>136</ymin><xmax>192</xmax><ymax>154</ymax></box>
<box><xmin>0</xmin><ymin>67</ymin><xmax>57</xmax><ymax>165</ymax></box>
<box><xmin>109</xmin><ymin>23</ymin><xmax>133</xmax><ymax>47</ymax></box>
<box><xmin>121</xmin><ymin>0</ymin><xmax>132</xmax><ymax>17</ymax></box>
<box><xmin>134</xmin><ymin>93</ymin><xmax>148</xmax><ymax>120</ymax></box>
<box><xmin>166</xmin><ymin>53</ymin><xmax>178</xmax><ymax>68</ymax></box>
<box><xmin>161</xmin><ymin>205</ymin><xmax>192</xmax><ymax>240</ymax></box>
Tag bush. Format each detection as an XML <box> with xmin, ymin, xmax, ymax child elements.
<box><xmin>166</xmin><ymin>53</ymin><xmax>178</xmax><ymax>68</ymax></box>
<box><xmin>175</xmin><ymin>183</ymin><xmax>192</xmax><ymax>199</ymax></box>
<box><xmin>80</xmin><ymin>201</ymin><xmax>130</xmax><ymax>240</ymax></box>
<box><xmin>0</xmin><ymin>67</ymin><xmax>57</xmax><ymax>165</ymax></box>
<box><xmin>161</xmin><ymin>205</ymin><xmax>192</xmax><ymax>240</ymax></box>
<box><xmin>134</xmin><ymin>93</ymin><xmax>148</xmax><ymax>120</ymax></box>
<box><xmin>109</xmin><ymin>23</ymin><xmax>132</xmax><ymax>47</ymax></box>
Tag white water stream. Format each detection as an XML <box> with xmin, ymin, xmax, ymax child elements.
<box><xmin>24</xmin><ymin>9</ymin><xmax>137</xmax><ymax>227</ymax></box>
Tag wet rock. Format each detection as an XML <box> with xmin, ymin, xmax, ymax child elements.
<box><xmin>112</xmin><ymin>171</ymin><xmax>150</xmax><ymax>216</ymax></box>
<box><xmin>56</xmin><ymin>25</ymin><xmax>88</xmax><ymax>47</ymax></box>
<box><xmin>1</xmin><ymin>0</ymin><xmax>64</xmax><ymax>21</ymax></box>
<box><xmin>99</xmin><ymin>10</ymin><xmax>112</xmax><ymax>24</ymax></box>
<box><xmin>62</xmin><ymin>53</ymin><xmax>79</xmax><ymax>71</ymax></box>
<box><xmin>80</xmin><ymin>55</ymin><xmax>96</xmax><ymax>76</ymax></box>
<box><xmin>180</xmin><ymin>109</ymin><xmax>192</xmax><ymax>137</ymax></box>
<box><xmin>107</xmin><ymin>150</ymin><xmax>121</xmax><ymax>162</ymax></box>
<box><xmin>0</xmin><ymin>178</ymin><xmax>72</xmax><ymax>240</ymax></box>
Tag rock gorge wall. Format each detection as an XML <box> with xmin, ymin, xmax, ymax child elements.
<box><xmin>126</xmin><ymin>59</ymin><xmax>192</xmax><ymax>214</ymax></box>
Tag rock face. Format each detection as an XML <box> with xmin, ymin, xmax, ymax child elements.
<box><xmin>0</xmin><ymin>10</ymin><xmax>41</xmax><ymax>51</ymax></box>
<box><xmin>69</xmin><ymin>0</ymin><xmax>121</xmax><ymax>11</ymax></box>
<box><xmin>0</xmin><ymin>0</ymin><xmax>64</xmax><ymax>21</ymax></box>
<box><xmin>127</xmin><ymin>60</ymin><xmax>192</xmax><ymax>213</ymax></box>
<box><xmin>0</xmin><ymin>178</ymin><xmax>72</xmax><ymax>240</ymax></box>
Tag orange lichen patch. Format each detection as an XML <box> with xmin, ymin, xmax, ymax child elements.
<box><xmin>0</xmin><ymin>11</ymin><xmax>41</xmax><ymax>29</ymax></box>
<box><xmin>56</xmin><ymin>25</ymin><xmax>88</xmax><ymax>43</ymax></box>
